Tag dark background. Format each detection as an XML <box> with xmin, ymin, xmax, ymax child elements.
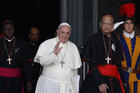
<box><xmin>135</xmin><ymin>0</ymin><xmax>140</xmax><ymax>23</ymax></box>
<box><xmin>98</xmin><ymin>0</ymin><xmax>139</xmax><ymax>23</ymax></box>
<box><xmin>0</xmin><ymin>0</ymin><xmax>139</xmax><ymax>43</ymax></box>
<box><xmin>0</xmin><ymin>0</ymin><xmax>60</xmax><ymax>42</ymax></box>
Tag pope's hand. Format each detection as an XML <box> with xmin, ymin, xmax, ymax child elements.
<box><xmin>54</xmin><ymin>41</ymin><xmax>62</xmax><ymax>55</ymax></box>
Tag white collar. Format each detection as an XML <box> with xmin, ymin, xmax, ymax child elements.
<box><xmin>123</xmin><ymin>31</ymin><xmax>135</xmax><ymax>39</ymax></box>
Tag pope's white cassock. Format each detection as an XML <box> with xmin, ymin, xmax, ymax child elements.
<box><xmin>34</xmin><ymin>37</ymin><xmax>82</xmax><ymax>93</ymax></box>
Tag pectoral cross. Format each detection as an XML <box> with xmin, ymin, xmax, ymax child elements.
<box><xmin>7</xmin><ymin>57</ymin><xmax>12</xmax><ymax>64</ymax></box>
<box><xmin>60</xmin><ymin>61</ymin><xmax>65</xmax><ymax>68</ymax></box>
<box><xmin>105</xmin><ymin>56</ymin><xmax>111</xmax><ymax>64</ymax></box>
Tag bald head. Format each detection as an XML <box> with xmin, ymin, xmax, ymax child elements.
<box><xmin>101</xmin><ymin>14</ymin><xmax>114</xmax><ymax>24</ymax></box>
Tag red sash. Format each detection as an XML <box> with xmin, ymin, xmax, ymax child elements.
<box><xmin>0</xmin><ymin>67</ymin><xmax>22</xmax><ymax>78</ymax></box>
<box><xmin>97</xmin><ymin>64</ymin><xmax>125</xmax><ymax>93</ymax></box>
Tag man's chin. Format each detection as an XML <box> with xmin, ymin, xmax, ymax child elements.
<box><xmin>60</xmin><ymin>40</ymin><xmax>68</xmax><ymax>43</ymax></box>
<box><xmin>125</xmin><ymin>31</ymin><xmax>133</xmax><ymax>34</ymax></box>
<box><xmin>102</xmin><ymin>31</ymin><xmax>111</xmax><ymax>35</ymax></box>
<box><xmin>31</xmin><ymin>40</ymin><xmax>38</xmax><ymax>43</ymax></box>
<box><xmin>104</xmin><ymin>31</ymin><xmax>111</xmax><ymax>33</ymax></box>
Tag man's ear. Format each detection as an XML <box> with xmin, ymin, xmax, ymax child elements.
<box><xmin>56</xmin><ymin>30</ymin><xmax>59</xmax><ymax>35</ymax></box>
<box><xmin>69</xmin><ymin>31</ymin><xmax>71</xmax><ymax>35</ymax></box>
<box><xmin>111</xmin><ymin>24</ymin><xmax>114</xmax><ymax>32</ymax></box>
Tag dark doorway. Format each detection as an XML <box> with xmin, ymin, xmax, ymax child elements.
<box><xmin>135</xmin><ymin>0</ymin><xmax>140</xmax><ymax>24</ymax></box>
<box><xmin>0</xmin><ymin>0</ymin><xmax>60</xmax><ymax>42</ymax></box>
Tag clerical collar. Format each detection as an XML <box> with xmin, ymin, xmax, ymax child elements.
<box><xmin>103</xmin><ymin>33</ymin><xmax>111</xmax><ymax>38</ymax></box>
<box><xmin>29</xmin><ymin>41</ymin><xmax>37</xmax><ymax>46</ymax></box>
<box><xmin>4</xmin><ymin>36</ymin><xmax>15</xmax><ymax>42</ymax></box>
<box><xmin>123</xmin><ymin>31</ymin><xmax>135</xmax><ymax>39</ymax></box>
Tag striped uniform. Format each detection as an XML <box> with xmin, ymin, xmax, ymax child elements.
<box><xmin>120</xmin><ymin>34</ymin><xmax>140</xmax><ymax>93</ymax></box>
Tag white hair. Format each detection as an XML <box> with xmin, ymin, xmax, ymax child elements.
<box><xmin>58</xmin><ymin>22</ymin><xmax>71</xmax><ymax>31</ymax></box>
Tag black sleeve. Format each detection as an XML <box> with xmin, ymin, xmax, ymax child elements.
<box><xmin>112</xmin><ymin>33</ymin><xmax>124</xmax><ymax>62</ymax></box>
<box><xmin>23</xmin><ymin>61</ymin><xmax>32</xmax><ymax>82</ymax></box>
<box><xmin>81</xmin><ymin>34</ymin><xmax>98</xmax><ymax>61</ymax></box>
<box><xmin>89</xmin><ymin>63</ymin><xmax>106</xmax><ymax>86</ymax></box>
<box><xmin>116</xmin><ymin>42</ymin><xmax>124</xmax><ymax>62</ymax></box>
<box><xmin>116</xmin><ymin>63</ymin><xmax>126</xmax><ymax>89</ymax></box>
<box><xmin>112</xmin><ymin>33</ymin><xmax>126</xmax><ymax>87</ymax></box>
<box><xmin>113</xmin><ymin>24</ymin><xmax>123</xmax><ymax>35</ymax></box>
<box><xmin>82</xmin><ymin>35</ymin><xmax>105</xmax><ymax>87</ymax></box>
<box><xmin>21</xmin><ymin>42</ymin><xmax>32</xmax><ymax>82</ymax></box>
<box><xmin>81</xmin><ymin>36</ymin><xmax>92</xmax><ymax>60</ymax></box>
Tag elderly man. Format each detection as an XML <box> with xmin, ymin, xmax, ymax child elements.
<box><xmin>80</xmin><ymin>14</ymin><xmax>125</xmax><ymax>93</ymax></box>
<box><xmin>34</xmin><ymin>22</ymin><xmax>82</xmax><ymax>93</ymax></box>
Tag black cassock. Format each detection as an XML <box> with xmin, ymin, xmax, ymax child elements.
<box><xmin>80</xmin><ymin>31</ymin><xmax>125</xmax><ymax>93</ymax></box>
<box><xmin>0</xmin><ymin>37</ymin><xmax>32</xmax><ymax>93</ymax></box>
<box><xmin>28</xmin><ymin>42</ymin><xmax>42</xmax><ymax>93</ymax></box>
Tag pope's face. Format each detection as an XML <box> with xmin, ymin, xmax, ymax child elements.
<box><xmin>123</xmin><ymin>20</ymin><xmax>134</xmax><ymax>34</ymax></box>
<box><xmin>57</xmin><ymin>26</ymin><xmax>71</xmax><ymax>43</ymax></box>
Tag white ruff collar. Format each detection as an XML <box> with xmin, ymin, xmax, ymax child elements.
<box><xmin>123</xmin><ymin>31</ymin><xmax>135</xmax><ymax>39</ymax></box>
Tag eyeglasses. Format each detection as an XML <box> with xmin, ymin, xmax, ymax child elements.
<box><xmin>101</xmin><ymin>23</ymin><xmax>113</xmax><ymax>26</ymax></box>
